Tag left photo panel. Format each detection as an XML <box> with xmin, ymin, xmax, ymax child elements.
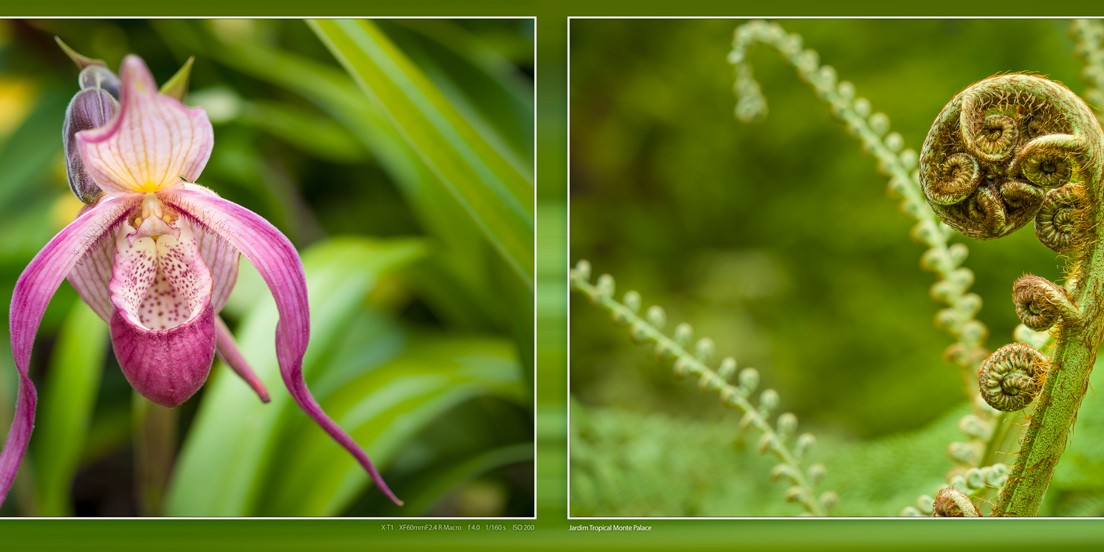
<box><xmin>0</xmin><ymin>18</ymin><xmax>535</xmax><ymax>518</ymax></box>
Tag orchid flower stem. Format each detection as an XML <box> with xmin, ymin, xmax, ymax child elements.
<box><xmin>132</xmin><ymin>396</ymin><xmax>177</xmax><ymax>516</ymax></box>
<box><xmin>10</xmin><ymin>456</ymin><xmax>36</xmax><ymax>516</ymax></box>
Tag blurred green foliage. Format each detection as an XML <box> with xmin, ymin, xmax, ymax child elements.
<box><xmin>0</xmin><ymin>18</ymin><xmax>533</xmax><ymax>517</ymax></box>
<box><xmin>570</xmin><ymin>19</ymin><xmax>1103</xmax><ymax>515</ymax></box>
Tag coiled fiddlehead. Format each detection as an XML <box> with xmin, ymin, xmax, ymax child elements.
<box><xmin>932</xmin><ymin>488</ymin><xmax>981</xmax><ymax>517</ymax></box>
<box><xmin>977</xmin><ymin>343</ymin><xmax>1047</xmax><ymax>412</ymax></box>
<box><xmin>902</xmin><ymin>463</ymin><xmax>1009</xmax><ymax>516</ymax></box>
<box><xmin>1012</xmin><ymin>275</ymin><xmax>1080</xmax><ymax>331</ymax></box>
<box><xmin>1034</xmin><ymin>183</ymin><xmax>1090</xmax><ymax>253</ymax></box>
<box><xmin>920</xmin><ymin>73</ymin><xmax>1104</xmax><ymax>516</ymax></box>
<box><xmin>920</xmin><ymin>75</ymin><xmax>1097</xmax><ymax>244</ymax></box>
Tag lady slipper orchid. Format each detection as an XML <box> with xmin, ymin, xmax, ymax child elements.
<box><xmin>0</xmin><ymin>55</ymin><xmax>401</xmax><ymax>508</ymax></box>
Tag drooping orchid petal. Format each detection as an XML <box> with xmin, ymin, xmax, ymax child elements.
<box><xmin>214</xmin><ymin>317</ymin><xmax>271</xmax><ymax>403</ymax></box>
<box><xmin>1</xmin><ymin>195</ymin><xmax>138</xmax><ymax>501</ymax></box>
<box><xmin>77</xmin><ymin>56</ymin><xmax>212</xmax><ymax>196</ymax></box>
<box><xmin>162</xmin><ymin>186</ymin><xmax>403</xmax><ymax>506</ymax></box>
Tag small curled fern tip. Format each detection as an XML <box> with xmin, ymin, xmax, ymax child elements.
<box><xmin>1034</xmin><ymin>183</ymin><xmax>1090</xmax><ymax>252</ymax></box>
<box><xmin>904</xmin><ymin>464</ymin><xmax>1008</xmax><ymax>516</ymax></box>
<box><xmin>1012</xmin><ymin>275</ymin><xmax>1080</xmax><ymax>331</ymax></box>
<box><xmin>978</xmin><ymin>343</ymin><xmax>1046</xmax><ymax>412</ymax></box>
<box><xmin>932</xmin><ymin>488</ymin><xmax>981</xmax><ymax>517</ymax></box>
<box><xmin>919</xmin><ymin>74</ymin><xmax>1103</xmax><ymax>245</ymax></box>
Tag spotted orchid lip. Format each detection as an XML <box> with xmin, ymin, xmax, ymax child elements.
<box><xmin>111</xmin><ymin>300</ymin><xmax>217</xmax><ymax>408</ymax></box>
<box><xmin>0</xmin><ymin>54</ymin><xmax>401</xmax><ymax>508</ymax></box>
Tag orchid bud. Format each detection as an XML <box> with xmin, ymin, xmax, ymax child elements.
<box><xmin>63</xmin><ymin>65</ymin><xmax>120</xmax><ymax>203</ymax></box>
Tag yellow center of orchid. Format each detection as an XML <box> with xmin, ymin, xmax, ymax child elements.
<box><xmin>136</xmin><ymin>181</ymin><xmax>163</xmax><ymax>193</ymax></box>
<box><xmin>128</xmin><ymin>194</ymin><xmax>180</xmax><ymax>241</ymax></box>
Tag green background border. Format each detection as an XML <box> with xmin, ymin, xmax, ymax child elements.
<box><xmin>5</xmin><ymin>1</ymin><xmax>1104</xmax><ymax>550</ymax></box>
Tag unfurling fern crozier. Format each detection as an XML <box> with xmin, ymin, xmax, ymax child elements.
<box><xmin>919</xmin><ymin>73</ymin><xmax>1104</xmax><ymax>516</ymax></box>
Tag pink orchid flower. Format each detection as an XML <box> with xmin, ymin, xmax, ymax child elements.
<box><xmin>0</xmin><ymin>55</ymin><xmax>400</xmax><ymax>508</ymax></box>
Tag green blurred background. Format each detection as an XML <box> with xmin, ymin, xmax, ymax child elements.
<box><xmin>569</xmin><ymin>19</ymin><xmax>1104</xmax><ymax>516</ymax></box>
<box><xmin>6</xmin><ymin>6</ymin><xmax>1104</xmax><ymax>552</ymax></box>
<box><xmin>0</xmin><ymin>18</ymin><xmax>534</xmax><ymax>517</ymax></box>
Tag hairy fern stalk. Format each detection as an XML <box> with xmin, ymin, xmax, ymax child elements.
<box><xmin>919</xmin><ymin>73</ymin><xmax>1104</xmax><ymax>516</ymax></box>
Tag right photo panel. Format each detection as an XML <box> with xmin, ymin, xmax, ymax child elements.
<box><xmin>569</xmin><ymin>18</ymin><xmax>1104</xmax><ymax>517</ymax></box>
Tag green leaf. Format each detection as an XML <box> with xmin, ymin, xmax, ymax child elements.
<box><xmin>309</xmin><ymin>19</ymin><xmax>534</xmax><ymax>285</ymax></box>
<box><xmin>165</xmin><ymin>237</ymin><xmax>428</xmax><ymax>516</ymax></box>
<box><xmin>259</xmin><ymin>332</ymin><xmax>525</xmax><ymax>515</ymax></box>
<box><xmin>32</xmin><ymin>300</ymin><xmax>108</xmax><ymax>516</ymax></box>
<box><xmin>379</xmin><ymin>442</ymin><xmax>533</xmax><ymax>516</ymax></box>
<box><xmin>154</xmin><ymin>20</ymin><xmax>522</xmax><ymax>327</ymax></box>
<box><xmin>377</xmin><ymin>20</ymin><xmax>534</xmax><ymax>169</ymax></box>
<box><xmin>54</xmin><ymin>37</ymin><xmax>107</xmax><ymax>69</ymax></box>
<box><xmin>0</xmin><ymin>88</ymin><xmax>70</xmax><ymax>226</ymax></box>
<box><xmin>237</xmin><ymin>99</ymin><xmax>365</xmax><ymax>164</ymax></box>
<box><xmin>570</xmin><ymin>400</ymin><xmax>966</xmax><ymax>516</ymax></box>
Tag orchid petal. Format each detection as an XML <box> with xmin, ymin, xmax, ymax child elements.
<box><xmin>1</xmin><ymin>195</ymin><xmax>138</xmax><ymax>505</ymax></box>
<box><xmin>193</xmin><ymin>222</ymin><xmax>240</xmax><ymax>312</ymax></box>
<box><xmin>162</xmin><ymin>186</ymin><xmax>402</xmax><ymax>506</ymax></box>
<box><xmin>77</xmin><ymin>56</ymin><xmax>212</xmax><ymax>195</ymax></box>
<box><xmin>215</xmin><ymin>316</ymin><xmax>271</xmax><ymax>403</ymax></box>
<box><xmin>111</xmin><ymin>302</ymin><xmax>216</xmax><ymax>408</ymax></box>
<box><xmin>66</xmin><ymin>204</ymin><xmax>117</xmax><ymax>322</ymax></box>
<box><xmin>78</xmin><ymin>64</ymin><xmax>120</xmax><ymax>99</ymax></box>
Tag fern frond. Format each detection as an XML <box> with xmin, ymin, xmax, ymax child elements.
<box><xmin>901</xmin><ymin>463</ymin><xmax>1009</xmax><ymax>516</ymax></box>
<box><xmin>571</xmin><ymin>260</ymin><xmax>835</xmax><ymax>516</ymax></box>
<box><xmin>727</xmin><ymin>21</ymin><xmax>1034</xmax><ymax>502</ymax></box>
<box><xmin>729</xmin><ymin>20</ymin><xmax>988</xmax><ymax>393</ymax></box>
<box><xmin>1071</xmin><ymin>19</ymin><xmax>1104</xmax><ymax>117</ymax></box>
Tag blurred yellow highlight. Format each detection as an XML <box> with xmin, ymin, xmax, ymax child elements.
<box><xmin>0</xmin><ymin>79</ymin><xmax>35</xmax><ymax>139</ymax></box>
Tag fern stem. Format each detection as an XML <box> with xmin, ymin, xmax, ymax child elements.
<box><xmin>918</xmin><ymin>73</ymin><xmax>1104</xmax><ymax>516</ymax></box>
<box><xmin>995</xmin><ymin>237</ymin><xmax>1104</xmax><ymax>514</ymax></box>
